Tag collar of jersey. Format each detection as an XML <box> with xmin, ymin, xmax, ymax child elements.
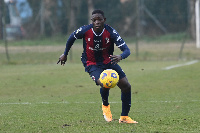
<box><xmin>92</xmin><ymin>28</ymin><xmax>105</xmax><ymax>36</ymax></box>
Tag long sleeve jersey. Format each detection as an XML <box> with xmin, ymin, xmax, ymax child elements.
<box><xmin>64</xmin><ymin>24</ymin><xmax>130</xmax><ymax>66</ymax></box>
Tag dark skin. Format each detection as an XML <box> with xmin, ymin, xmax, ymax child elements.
<box><xmin>57</xmin><ymin>13</ymin><xmax>131</xmax><ymax>93</ymax></box>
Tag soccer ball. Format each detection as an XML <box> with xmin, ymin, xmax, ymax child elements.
<box><xmin>99</xmin><ymin>69</ymin><xmax>119</xmax><ymax>88</ymax></box>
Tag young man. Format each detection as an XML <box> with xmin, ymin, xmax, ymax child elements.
<box><xmin>57</xmin><ymin>9</ymin><xmax>138</xmax><ymax>124</ymax></box>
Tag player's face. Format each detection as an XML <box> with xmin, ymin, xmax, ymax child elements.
<box><xmin>91</xmin><ymin>13</ymin><xmax>106</xmax><ymax>32</ymax></box>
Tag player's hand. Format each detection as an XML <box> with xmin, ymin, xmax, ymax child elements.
<box><xmin>57</xmin><ymin>54</ymin><xmax>67</xmax><ymax>66</ymax></box>
<box><xmin>109</xmin><ymin>55</ymin><xmax>122</xmax><ymax>65</ymax></box>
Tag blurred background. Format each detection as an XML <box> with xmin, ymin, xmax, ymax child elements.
<box><xmin>0</xmin><ymin>0</ymin><xmax>199</xmax><ymax>63</ymax></box>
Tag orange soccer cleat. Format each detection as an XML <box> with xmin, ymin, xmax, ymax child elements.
<box><xmin>102</xmin><ymin>104</ymin><xmax>112</xmax><ymax>122</ymax></box>
<box><xmin>119</xmin><ymin>116</ymin><xmax>138</xmax><ymax>123</ymax></box>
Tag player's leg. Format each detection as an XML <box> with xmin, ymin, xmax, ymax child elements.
<box><xmin>93</xmin><ymin>71</ymin><xmax>110</xmax><ymax>106</ymax></box>
<box><xmin>100</xmin><ymin>86</ymin><xmax>110</xmax><ymax>106</ymax></box>
<box><xmin>117</xmin><ymin>77</ymin><xmax>131</xmax><ymax>116</ymax></box>
<box><xmin>96</xmin><ymin>79</ymin><xmax>112</xmax><ymax>122</ymax></box>
<box><xmin>117</xmin><ymin>77</ymin><xmax>138</xmax><ymax>123</ymax></box>
<box><xmin>107</xmin><ymin>63</ymin><xmax>130</xmax><ymax>115</ymax></box>
<box><xmin>85</xmin><ymin>65</ymin><xmax>112</xmax><ymax>122</ymax></box>
<box><xmin>107</xmin><ymin>63</ymin><xmax>138</xmax><ymax>123</ymax></box>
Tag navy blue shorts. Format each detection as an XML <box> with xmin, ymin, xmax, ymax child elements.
<box><xmin>84</xmin><ymin>62</ymin><xmax>126</xmax><ymax>84</ymax></box>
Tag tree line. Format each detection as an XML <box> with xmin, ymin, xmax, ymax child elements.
<box><xmin>0</xmin><ymin>0</ymin><xmax>197</xmax><ymax>40</ymax></box>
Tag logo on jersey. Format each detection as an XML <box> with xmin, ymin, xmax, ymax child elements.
<box><xmin>89</xmin><ymin>47</ymin><xmax>106</xmax><ymax>51</ymax></box>
<box><xmin>94</xmin><ymin>40</ymin><xmax>101</xmax><ymax>43</ymax></box>
<box><xmin>75</xmin><ymin>27</ymin><xmax>82</xmax><ymax>34</ymax></box>
<box><xmin>105</xmin><ymin>38</ymin><xmax>109</xmax><ymax>44</ymax></box>
<box><xmin>113</xmin><ymin>30</ymin><xmax>117</xmax><ymax>34</ymax></box>
<box><xmin>117</xmin><ymin>36</ymin><xmax>122</xmax><ymax>41</ymax></box>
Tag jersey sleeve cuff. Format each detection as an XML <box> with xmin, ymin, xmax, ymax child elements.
<box><xmin>120</xmin><ymin>54</ymin><xmax>124</xmax><ymax>60</ymax></box>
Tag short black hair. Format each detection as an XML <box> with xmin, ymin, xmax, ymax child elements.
<box><xmin>92</xmin><ymin>9</ymin><xmax>104</xmax><ymax>17</ymax></box>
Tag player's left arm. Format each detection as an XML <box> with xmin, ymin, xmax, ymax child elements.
<box><xmin>110</xmin><ymin>29</ymin><xmax>130</xmax><ymax>64</ymax></box>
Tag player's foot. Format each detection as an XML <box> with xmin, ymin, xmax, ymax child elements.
<box><xmin>102</xmin><ymin>104</ymin><xmax>112</xmax><ymax>122</ymax></box>
<box><xmin>119</xmin><ymin>116</ymin><xmax>138</xmax><ymax>123</ymax></box>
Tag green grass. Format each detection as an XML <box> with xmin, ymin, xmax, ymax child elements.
<box><xmin>0</xmin><ymin>35</ymin><xmax>82</xmax><ymax>46</ymax></box>
<box><xmin>0</xmin><ymin>60</ymin><xmax>200</xmax><ymax>132</ymax></box>
<box><xmin>0</xmin><ymin>36</ymin><xmax>200</xmax><ymax>132</ymax></box>
<box><xmin>0</xmin><ymin>32</ymin><xmax>190</xmax><ymax>46</ymax></box>
<box><xmin>141</xmin><ymin>32</ymin><xmax>189</xmax><ymax>43</ymax></box>
<box><xmin>118</xmin><ymin>32</ymin><xmax>190</xmax><ymax>44</ymax></box>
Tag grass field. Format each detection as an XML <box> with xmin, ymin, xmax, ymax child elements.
<box><xmin>0</xmin><ymin>39</ymin><xmax>200</xmax><ymax>132</ymax></box>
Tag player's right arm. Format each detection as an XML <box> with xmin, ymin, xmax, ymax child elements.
<box><xmin>57</xmin><ymin>24</ymin><xmax>93</xmax><ymax>65</ymax></box>
<box><xmin>57</xmin><ymin>33</ymin><xmax>76</xmax><ymax>65</ymax></box>
<box><xmin>57</xmin><ymin>26</ymin><xmax>85</xmax><ymax>65</ymax></box>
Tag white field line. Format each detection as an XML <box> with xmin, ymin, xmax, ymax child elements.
<box><xmin>163</xmin><ymin>60</ymin><xmax>199</xmax><ymax>70</ymax></box>
<box><xmin>0</xmin><ymin>100</ymin><xmax>200</xmax><ymax>105</ymax></box>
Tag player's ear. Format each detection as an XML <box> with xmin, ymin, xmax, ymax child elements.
<box><xmin>104</xmin><ymin>17</ymin><xmax>106</xmax><ymax>22</ymax></box>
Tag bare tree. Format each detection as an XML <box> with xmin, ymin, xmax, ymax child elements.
<box><xmin>68</xmin><ymin>0</ymin><xmax>76</xmax><ymax>33</ymax></box>
<box><xmin>87</xmin><ymin>0</ymin><xmax>94</xmax><ymax>24</ymax></box>
<box><xmin>188</xmin><ymin>0</ymin><xmax>196</xmax><ymax>40</ymax></box>
<box><xmin>40</xmin><ymin>0</ymin><xmax>57</xmax><ymax>35</ymax></box>
<box><xmin>0</xmin><ymin>0</ymin><xmax>3</xmax><ymax>39</ymax></box>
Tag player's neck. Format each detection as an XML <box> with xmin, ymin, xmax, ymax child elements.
<box><xmin>92</xmin><ymin>28</ymin><xmax>105</xmax><ymax>36</ymax></box>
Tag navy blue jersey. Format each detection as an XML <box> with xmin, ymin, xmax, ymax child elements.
<box><xmin>64</xmin><ymin>24</ymin><xmax>130</xmax><ymax>66</ymax></box>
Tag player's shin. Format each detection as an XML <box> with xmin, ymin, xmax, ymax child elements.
<box><xmin>121</xmin><ymin>91</ymin><xmax>131</xmax><ymax>116</ymax></box>
<box><xmin>100</xmin><ymin>87</ymin><xmax>109</xmax><ymax>106</ymax></box>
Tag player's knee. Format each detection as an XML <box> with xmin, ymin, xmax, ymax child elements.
<box><xmin>96</xmin><ymin>79</ymin><xmax>103</xmax><ymax>87</ymax></box>
<box><xmin>121</xmin><ymin>83</ymin><xmax>131</xmax><ymax>93</ymax></box>
<box><xmin>126</xmin><ymin>83</ymin><xmax>131</xmax><ymax>92</ymax></box>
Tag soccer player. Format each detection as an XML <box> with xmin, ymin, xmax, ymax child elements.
<box><xmin>57</xmin><ymin>9</ymin><xmax>138</xmax><ymax>124</ymax></box>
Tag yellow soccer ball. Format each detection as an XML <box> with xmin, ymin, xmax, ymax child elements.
<box><xmin>99</xmin><ymin>69</ymin><xmax>119</xmax><ymax>88</ymax></box>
